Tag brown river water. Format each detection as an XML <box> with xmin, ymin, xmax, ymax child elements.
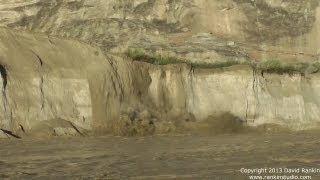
<box><xmin>1</xmin><ymin>133</ymin><xmax>320</xmax><ymax>179</ymax></box>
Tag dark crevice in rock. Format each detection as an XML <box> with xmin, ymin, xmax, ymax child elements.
<box><xmin>68</xmin><ymin>122</ymin><xmax>85</xmax><ymax>137</ymax></box>
<box><xmin>40</xmin><ymin>77</ymin><xmax>45</xmax><ymax>110</ymax></box>
<box><xmin>19</xmin><ymin>124</ymin><xmax>25</xmax><ymax>133</ymax></box>
<box><xmin>29</xmin><ymin>50</ymin><xmax>45</xmax><ymax>110</ymax></box>
<box><xmin>0</xmin><ymin>128</ymin><xmax>21</xmax><ymax>139</ymax></box>
<box><xmin>36</xmin><ymin>54</ymin><xmax>43</xmax><ymax>66</ymax></box>
<box><xmin>0</xmin><ymin>64</ymin><xmax>9</xmax><ymax>121</ymax></box>
<box><xmin>0</xmin><ymin>64</ymin><xmax>7</xmax><ymax>91</ymax></box>
<box><xmin>30</xmin><ymin>50</ymin><xmax>43</xmax><ymax>66</ymax></box>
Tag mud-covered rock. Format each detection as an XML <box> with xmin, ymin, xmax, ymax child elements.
<box><xmin>113</xmin><ymin>113</ymin><xmax>155</xmax><ymax>136</ymax></box>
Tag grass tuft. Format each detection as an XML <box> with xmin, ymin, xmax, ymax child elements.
<box><xmin>258</xmin><ymin>60</ymin><xmax>296</xmax><ymax>74</ymax></box>
<box><xmin>126</xmin><ymin>49</ymin><xmax>320</xmax><ymax>74</ymax></box>
<box><xmin>126</xmin><ymin>49</ymin><xmax>245</xmax><ymax>68</ymax></box>
<box><xmin>189</xmin><ymin>59</ymin><xmax>243</xmax><ymax>69</ymax></box>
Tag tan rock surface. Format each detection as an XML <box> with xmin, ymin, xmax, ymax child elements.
<box><xmin>0</xmin><ymin>28</ymin><xmax>121</xmax><ymax>136</ymax></box>
<box><xmin>1</xmin><ymin>0</ymin><xmax>319</xmax><ymax>62</ymax></box>
<box><xmin>1</xmin><ymin>1</ymin><xmax>320</xmax><ymax>137</ymax></box>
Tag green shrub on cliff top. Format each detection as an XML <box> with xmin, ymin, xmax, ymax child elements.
<box><xmin>257</xmin><ymin>60</ymin><xmax>320</xmax><ymax>74</ymax></box>
<box><xmin>189</xmin><ymin>59</ymin><xmax>243</xmax><ymax>69</ymax></box>
<box><xmin>126</xmin><ymin>49</ymin><xmax>320</xmax><ymax>74</ymax></box>
<box><xmin>126</xmin><ymin>49</ymin><xmax>243</xmax><ymax>68</ymax></box>
<box><xmin>257</xmin><ymin>60</ymin><xmax>296</xmax><ymax>73</ymax></box>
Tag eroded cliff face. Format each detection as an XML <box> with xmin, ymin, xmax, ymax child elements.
<box><xmin>141</xmin><ymin>64</ymin><xmax>320</xmax><ymax>130</ymax></box>
<box><xmin>0</xmin><ymin>28</ymin><xmax>123</xmax><ymax>137</ymax></box>
<box><xmin>1</xmin><ymin>0</ymin><xmax>319</xmax><ymax>62</ymax></box>
<box><xmin>1</xmin><ymin>1</ymin><xmax>320</xmax><ymax>137</ymax></box>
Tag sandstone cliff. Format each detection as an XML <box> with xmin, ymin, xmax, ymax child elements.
<box><xmin>1</xmin><ymin>0</ymin><xmax>319</xmax><ymax>62</ymax></box>
<box><xmin>1</xmin><ymin>0</ymin><xmax>320</xmax><ymax>138</ymax></box>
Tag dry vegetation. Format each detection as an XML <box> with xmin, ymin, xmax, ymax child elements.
<box><xmin>126</xmin><ymin>49</ymin><xmax>320</xmax><ymax>74</ymax></box>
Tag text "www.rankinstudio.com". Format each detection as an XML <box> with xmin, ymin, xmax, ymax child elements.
<box><xmin>248</xmin><ymin>175</ymin><xmax>311</xmax><ymax>180</ymax></box>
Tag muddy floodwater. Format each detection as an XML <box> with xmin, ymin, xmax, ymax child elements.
<box><xmin>1</xmin><ymin>133</ymin><xmax>320</xmax><ymax>179</ymax></box>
